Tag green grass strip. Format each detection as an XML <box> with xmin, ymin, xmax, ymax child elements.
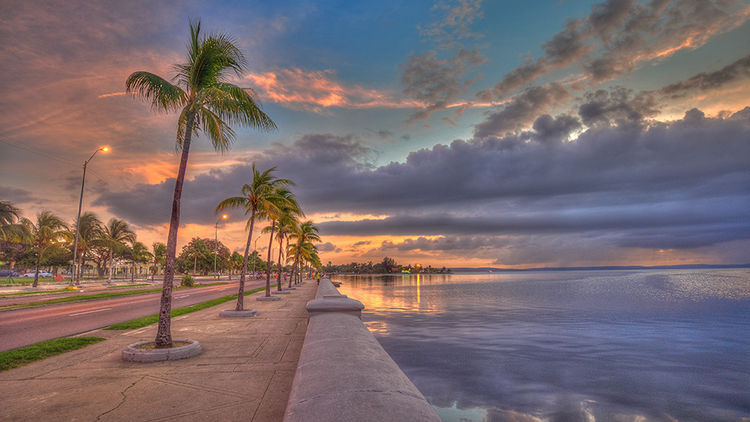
<box><xmin>0</xmin><ymin>337</ymin><xmax>105</xmax><ymax>371</ymax></box>
<box><xmin>0</xmin><ymin>289</ymin><xmax>163</xmax><ymax>311</ymax></box>
<box><xmin>0</xmin><ymin>289</ymin><xmax>71</xmax><ymax>297</ymax></box>
<box><xmin>105</xmin><ymin>284</ymin><xmax>277</xmax><ymax>330</ymax></box>
<box><xmin>107</xmin><ymin>283</ymin><xmax>151</xmax><ymax>289</ymax></box>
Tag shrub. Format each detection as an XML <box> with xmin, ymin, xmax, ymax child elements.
<box><xmin>181</xmin><ymin>274</ymin><xmax>194</xmax><ymax>287</ymax></box>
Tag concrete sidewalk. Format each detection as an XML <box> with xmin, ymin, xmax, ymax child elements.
<box><xmin>0</xmin><ymin>280</ymin><xmax>316</xmax><ymax>421</ymax></box>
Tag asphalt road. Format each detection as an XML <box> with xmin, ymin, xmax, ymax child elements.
<box><xmin>0</xmin><ymin>280</ymin><xmax>274</xmax><ymax>351</ymax></box>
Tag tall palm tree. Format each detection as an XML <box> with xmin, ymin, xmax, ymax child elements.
<box><xmin>126</xmin><ymin>20</ymin><xmax>276</xmax><ymax>347</ymax></box>
<box><xmin>288</xmin><ymin>221</ymin><xmax>320</xmax><ymax>286</ymax></box>
<box><xmin>99</xmin><ymin>218</ymin><xmax>136</xmax><ymax>283</ymax></box>
<box><xmin>272</xmin><ymin>213</ymin><xmax>298</xmax><ymax>291</ymax></box>
<box><xmin>261</xmin><ymin>187</ymin><xmax>300</xmax><ymax>296</ymax></box>
<box><xmin>0</xmin><ymin>200</ymin><xmax>21</xmax><ymax>241</ymax></box>
<box><xmin>70</xmin><ymin>212</ymin><xmax>103</xmax><ymax>284</ymax></box>
<box><xmin>216</xmin><ymin>165</ymin><xmax>291</xmax><ymax>310</ymax></box>
<box><xmin>21</xmin><ymin>211</ymin><xmax>68</xmax><ymax>287</ymax></box>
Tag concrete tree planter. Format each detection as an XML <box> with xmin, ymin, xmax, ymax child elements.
<box><xmin>219</xmin><ymin>309</ymin><xmax>257</xmax><ymax>318</ymax></box>
<box><xmin>257</xmin><ymin>296</ymin><xmax>281</xmax><ymax>301</ymax></box>
<box><xmin>273</xmin><ymin>290</ymin><xmax>290</xmax><ymax>294</ymax></box>
<box><xmin>122</xmin><ymin>339</ymin><xmax>202</xmax><ymax>362</ymax></box>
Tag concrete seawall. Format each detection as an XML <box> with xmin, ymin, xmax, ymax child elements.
<box><xmin>284</xmin><ymin>278</ymin><xmax>441</xmax><ymax>421</ymax></box>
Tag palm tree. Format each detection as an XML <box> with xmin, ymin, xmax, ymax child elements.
<box><xmin>126</xmin><ymin>20</ymin><xmax>276</xmax><ymax>347</ymax></box>
<box><xmin>128</xmin><ymin>241</ymin><xmax>152</xmax><ymax>282</ymax></box>
<box><xmin>288</xmin><ymin>221</ymin><xmax>320</xmax><ymax>286</ymax></box>
<box><xmin>21</xmin><ymin>211</ymin><xmax>68</xmax><ymax>287</ymax></box>
<box><xmin>272</xmin><ymin>213</ymin><xmax>299</xmax><ymax>291</ymax></box>
<box><xmin>0</xmin><ymin>200</ymin><xmax>21</xmax><ymax>241</ymax></box>
<box><xmin>152</xmin><ymin>242</ymin><xmax>166</xmax><ymax>282</ymax></box>
<box><xmin>99</xmin><ymin>218</ymin><xmax>136</xmax><ymax>283</ymax></box>
<box><xmin>216</xmin><ymin>165</ymin><xmax>292</xmax><ymax>310</ymax></box>
<box><xmin>261</xmin><ymin>187</ymin><xmax>300</xmax><ymax>297</ymax></box>
<box><xmin>70</xmin><ymin>212</ymin><xmax>103</xmax><ymax>284</ymax></box>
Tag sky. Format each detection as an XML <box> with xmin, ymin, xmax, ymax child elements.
<box><xmin>1</xmin><ymin>0</ymin><xmax>749</xmax><ymax>268</ymax></box>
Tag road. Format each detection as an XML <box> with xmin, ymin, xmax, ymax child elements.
<box><xmin>0</xmin><ymin>280</ymin><xmax>274</xmax><ymax>351</ymax></box>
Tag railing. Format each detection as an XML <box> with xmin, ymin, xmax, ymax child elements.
<box><xmin>284</xmin><ymin>278</ymin><xmax>441</xmax><ymax>421</ymax></box>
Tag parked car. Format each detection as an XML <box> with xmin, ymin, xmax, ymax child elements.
<box><xmin>0</xmin><ymin>270</ymin><xmax>20</xmax><ymax>277</ymax></box>
<box><xmin>22</xmin><ymin>271</ymin><xmax>53</xmax><ymax>278</ymax></box>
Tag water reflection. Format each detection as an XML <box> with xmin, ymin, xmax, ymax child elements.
<box><xmin>333</xmin><ymin>269</ymin><xmax>750</xmax><ymax>422</ymax></box>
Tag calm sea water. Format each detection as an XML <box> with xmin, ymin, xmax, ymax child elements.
<box><xmin>333</xmin><ymin>269</ymin><xmax>750</xmax><ymax>422</ymax></box>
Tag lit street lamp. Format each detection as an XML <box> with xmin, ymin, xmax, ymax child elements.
<box><xmin>70</xmin><ymin>146</ymin><xmax>110</xmax><ymax>286</ymax></box>
<box><xmin>215</xmin><ymin>214</ymin><xmax>228</xmax><ymax>279</ymax></box>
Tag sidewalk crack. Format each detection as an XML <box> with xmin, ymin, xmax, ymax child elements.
<box><xmin>96</xmin><ymin>375</ymin><xmax>145</xmax><ymax>420</ymax></box>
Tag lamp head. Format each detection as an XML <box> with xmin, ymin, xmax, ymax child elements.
<box><xmin>222</xmin><ymin>214</ymin><xmax>229</xmax><ymax>220</ymax></box>
<box><xmin>100</xmin><ymin>146</ymin><xmax>110</xmax><ymax>152</ymax></box>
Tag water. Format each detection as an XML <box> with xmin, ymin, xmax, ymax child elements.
<box><xmin>333</xmin><ymin>269</ymin><xmax>750</xmax><ymax>422</ymax></box>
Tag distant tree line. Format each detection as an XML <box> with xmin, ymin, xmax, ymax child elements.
<box><xmin>323</xmin><ymin>256</ymin><xmax>451</xmax><ymax>274</ymax></box>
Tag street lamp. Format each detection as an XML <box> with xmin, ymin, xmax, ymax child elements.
<box><xmin>214</xmin><ymin>214</ymin><xmax>228</xmax><ymax>279</ymax></box>
<box><xmin>70</xmin><ymin>146</ymin><xmax>110</xmax><ymax>286</ymax></box>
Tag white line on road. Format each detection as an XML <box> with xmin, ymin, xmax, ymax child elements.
<box><xmin>68</xmin><ymin>308</ymin><xmax>112</xmax><ymax>317</ymax></box>
<box><xmin>175</xmin><ymin>295</ymin><xmax>189</xmax><ymax>299</ymax></box>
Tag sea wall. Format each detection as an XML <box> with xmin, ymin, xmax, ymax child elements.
<box><xmin>284</xmin><ymin>278</ymin><xmax>441</xmax><ymax>422</ymax></box>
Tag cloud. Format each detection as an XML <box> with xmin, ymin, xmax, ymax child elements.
<box><xmin>419</xmin><ymin>0</ymin><xmax>484</xmax><ymax>48</ymax></box>
<box><xmin>474</xmin><ymin>83</ymin><xmax>570</xmax><ymax>138</ymax></box>
<box><xmin>317</xmin><ymin>242</ymin><xmax>338</xmax><ymax>252</ymax></box>
<box><xmin>401</xmin><ymin>49</ymin><xmax>486</xmax><ymax>122</ymax></box>
<box><xmin>659</xmin><ymin>54</ymin><xmax>750</xmax><ymax>98</ymax></box>
<box><xmin>246</xmin><ymin>68</ymin><xmax>421</xmax><ymax>112</ymax></box>
<box><xmin>95</xmin><ymin>107</ymin><xmax>750</xmax><ymax>258</ymax></box>
<box><xmin>479</xmin><ymin>0</ymin><xmax>750</xmax><ymax>101</ymax></box>
<box><xmin>578</xmin><ymin>87</ymin><xmax>659</xmax><ymax>127</ymax></box>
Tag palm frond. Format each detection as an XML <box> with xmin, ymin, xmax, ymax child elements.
<box><xmin>125</xmin><ymin>71</ymin><xmax>186</xmax><ymax>112</ymax></box>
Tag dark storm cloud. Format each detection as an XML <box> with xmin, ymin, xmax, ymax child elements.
<box><xmin>96</xmin><ymin>107</ymin><xmax>750</xmax><ymax>251</ymax></box>
<box><xmin>479</xmin><ymin>0</ymin><xmax>749</xmax><ymax>100</ymax></box>
<box><xmin>0</xmin><ymin>186</ymin><xmax>37</xmax><ymax>205</ymax></box>
<box><xmin>379</xmin><ymin>236</ymin><xmax>503</xmax><ymax>252</ymax></box>
<box><xmin>659</xmin><ymin>54</ymin><xmax>750</xmax><ymax>98</ymax></box>
<box><xmin>474</xmin><ymin>83</ymin><xmax>570</xmax><ymax>138</ymax></box>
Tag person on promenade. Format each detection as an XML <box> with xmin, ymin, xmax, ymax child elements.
<box><xmin>316</xmin><ymin>272</ymin><xmax>322</xmax><ymax>285</ymax></box>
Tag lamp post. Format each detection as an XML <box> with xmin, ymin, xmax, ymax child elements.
<box><xmin>214</xmin><ymin>214</ymin><xmax>228</xmax><ymax>279</ymax></box>
<box><xmin>70</xmin><ymin>146</ymin><xmax>110</xmax><ymax>286</ymax></box>
<box><xmin>251</xmin><ymin>233</ymin><xmax>263</xmax><ymax>278</ymax></box>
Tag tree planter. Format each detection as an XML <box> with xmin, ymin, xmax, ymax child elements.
<box><xmin>273</xmin><ymin>290</ymin><xmax>290</xmax><ymax>294</ymax></box>
<box><xmin>257</xmin><ymin>296</ymin><xmax>281</xmax><ymax>301</ymax></box>
<box><xmin>219</xmin><ymin>309</ymin><xmax>257</xmax><ymax>318</ymax></box>
<box><xmin>122</xmin><ymin>339</ymin><xmax>201</xmax><ymax>362</ymax></box>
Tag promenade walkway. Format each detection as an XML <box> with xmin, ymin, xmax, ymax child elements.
<box><xmin>0</xmin><ymin>280</ymin><xmax>316</xmax><ymax>421</ymax></box>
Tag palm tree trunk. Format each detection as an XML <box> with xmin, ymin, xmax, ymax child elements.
<box><xmin>32</xmin><ymin>248</ymin><xmax>41</xmax><ymax>288</ymax></box>
<box><xmin>237</xmin><ymin>210</ymin><xmax>256</xmax><ymax>311</ymax></box>
<box><xmin>155</xmin><ymin>110</ymin><xmax>195</xmax><ymax>348</ymax></box>
<box><xmin>265</xmin><ymin>222</ymin><xmax>275</xmax><ymax>297</ymax></box>
<box><xmin>276</xmin><ymin>236</ymin><xmax>283</xmax><ymax>291</ymax></box>
<box><xmin>293</xmin><ymin>248</ymin><xmax>301</xmax><ymax>286</ymax></box>
<box><xmin>107</xmin><ymin>250</ymin><xmax>113</xmax><ymax>283</ymax></box>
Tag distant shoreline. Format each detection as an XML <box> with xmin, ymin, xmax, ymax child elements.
<box><xmin>450</xmin><ymin>263</ymin><xmax>750</xmax><ymax>273</ymax></box>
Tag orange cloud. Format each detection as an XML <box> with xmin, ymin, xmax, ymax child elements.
<box><xmin>246</xmin><ymin>68</ymin><xmax>425</xmax><ymax>112</ymax></box>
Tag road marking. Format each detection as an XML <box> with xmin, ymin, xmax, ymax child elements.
<box><xmin>175</xmin><ymin>295</ymin><xmax>189</xmax><ymax>299</ymax></box>
<box><xmin>68</xmin><ymin>308</ymin><xmax>112</xmax><ymax>317</ymax></box>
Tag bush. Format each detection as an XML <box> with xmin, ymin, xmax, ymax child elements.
<box><xmin>181</xmin><ymin>274</ymin><xmax>195</xmax><ymax>287</ymax></box>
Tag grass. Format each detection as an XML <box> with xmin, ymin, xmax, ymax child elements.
<box><xmin>0</xmin><ymin>289</ymin><xmax>163</xmax><ymax>311</ymax></box>
<box><xmin>105</xmin><ymin>284</ymin><xmax>277</xmax><ymax>330</ymax></box>
<box><xmin>0</xmin><ymin>337</ymin><xmax>105</xmax><ymax>371</ymax></box>
<box><xmin>0</xmin><ymin>282</ymin><xmax>234</xmax><ymax>310</ymax></box>
<box><xmin>107</xmin><ymin>283</ymin><xmax>151</xmax><ymax>289</ymax></box>
<box><xmin>0</xmin><ymin>289</ymin><xmax>71</xmax><ymax>297</ymax></box>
